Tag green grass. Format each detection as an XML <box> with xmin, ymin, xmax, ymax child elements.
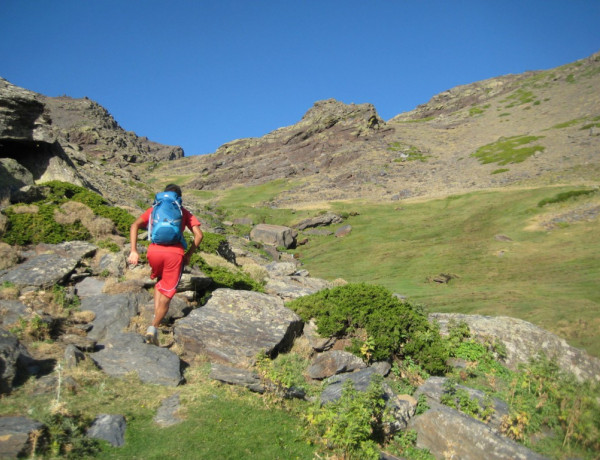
<box><xmin>1</xmin><ymin>364</ymin><xmax>315</xmax><ymax>459</ymax></box>
<box><xmin>291</xmin><ymin>187</ymin><xmax>600</xmax><ymax>357</ymax></box>
<box><xmin>472</xmin><ymin>135</ymin><xmax>545</xmax><ymax>165</ymax></box>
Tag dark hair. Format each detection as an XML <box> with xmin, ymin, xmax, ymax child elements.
<box><xmin>164</xmin><ymin>184</ymin><xmax>182</xmax><ymax>197</ymax></box>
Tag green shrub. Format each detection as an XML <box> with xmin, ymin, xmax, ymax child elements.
<box><xmin>304</xmin><ymin>377</ymin><xmax>387</xmax><ymax>460</ymax></box>
<box><xmin>537</xmin><ymin>189</ymin><xmax>597</xmax><ymax>207</ymax></box>
<box><xmin>0</xmin><ymin>181</ymin><xmax>135</xmax><ymax>245</ymax></box>
<box><xmin>2</xmin><ymin>205</ymin><xmax>91</xmax><ymax>245</ymax></box>
<box><xmin>194</xmin><ymin>231</ymin><xmax>227</xmax><ymax>254</ymax></box>
<box><xmin>287</xmin><ymin>283</ymin><xmax>448</xmax><ymax>374</ymax></box>
<box><xmin>190</xmin><ymin>254</ymin><xmax>264</xmax><ymax>292</ymax></box>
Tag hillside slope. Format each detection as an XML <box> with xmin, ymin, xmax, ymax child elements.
<box><xmin>154</xmin><ymin>51</ymin><xmax>600</xmax><ymax>209</ymax></box>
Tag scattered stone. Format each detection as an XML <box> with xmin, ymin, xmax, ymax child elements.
<box><xmin>64</xmin><ymin>344</ymin><xmax>86</xmax><ymax>369</ymax></box>
<box><xmin>0</xmin><ymin>241</ymin><xmax>97</xmax><ymax>289</ymax></box>
<box><xmin>0</xmin><ymin>299</ymin><xmax>31</xmax><ymax>328</ymax></box>
<box><xmin>307</xmin><ymin>350</ymin><xmax>366</xmax><ymax>380</ymax></box>
<box><xmin>0</xmin><ymin>328</ymin><xmax>32</xmax><ymax>394</ymax></box>
<box><xmin>87</xmin><ymin>414</ymin><xmax>126</xmax><ymax>447</ymax></box>
<box><xmin>264</xmin><ymin>275</ymin><xmax>331</xmax><ymax>301</ymax></box>
<box><xmin>334</xmin><ymin>225</ymin><xmax>352</xmax><ymax>238</ymax></box>
<box><xmin>415</xmin><ymin>377</ymin><xmax>509</xmax><ymax>433</ymax></box>
<box><xmin>295</xmin><ymin>213</ymin><xmax>343</xmax><ymax>230</ymax></box>
<box><xmin>60</xmin><ymin>334</ymin><xmax>96</xmax><ymax>352</ymax></box>
<box><xmin>83</xmin><ymin>292</ymin><xmax>148</xmax><ymax>342</ymax></box>
<box><xmin>250</xmin><ymin>224</ymin><xmax>297</xmax><ymax>249</ymax></box>
<box><xmin>74</xmin><ymin>277</ymin><xmax>106</xmax><ymax>298</ymax></box>
<box><xmin>154</xmin><ymin>394</ymin><xmax>184</xmax><ymax>427</ymax></box>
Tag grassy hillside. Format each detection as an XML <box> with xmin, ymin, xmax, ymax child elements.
<box><xmin>216</xmin><ymin>183</ymin><xmax>600</xmax><ymax>358</ymax></box>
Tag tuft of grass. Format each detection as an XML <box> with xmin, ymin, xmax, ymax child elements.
<box><xmin>472</xmin><ymin>135</ymin><xmax>545</xmax><ymax>166</ymax></box>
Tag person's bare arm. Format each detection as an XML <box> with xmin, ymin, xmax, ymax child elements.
<box><xmin>127</xmin><ymin>215</ymin><xmax>146</xmax><ymax>265</ymax></box>
<box><xmin>183</xmin><ymin>225</ymin><xmax>203</xmax><ymax>266</ymax></box>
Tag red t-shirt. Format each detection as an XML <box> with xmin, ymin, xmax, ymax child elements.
<box><xmin>140</xmin><ymin>206</ymin><xmax>201</xmax><ymax>254</ymax></box>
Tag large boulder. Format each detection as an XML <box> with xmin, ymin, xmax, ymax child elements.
<box><xmin>250</xmin><ymin>224</ymin><xmax>297</xmax><ymax>249</ymax></box>
<box><xmin>408</xmin><ymin>401</ymin><xmax>548</xmax><ymax>460</ymax></box>
<box><xmin>90</xmin><ymin>333</ymin><xmax>182</xmax><ymax>387</ymax></box>
<box><xmin>431</xmin><ymin>313</ymin><xmax>600</xmax><ymax>382</ymax></box>
<box><xmin>173</xmin><ymin>288</ymin><xmax>303</xmax><ymax>365</ymax></box>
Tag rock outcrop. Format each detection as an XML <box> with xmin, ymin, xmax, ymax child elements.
<box><xmin>0</xmin><ymin>77</ymin><xmax>183</xmax><ymax>208</ymax></box>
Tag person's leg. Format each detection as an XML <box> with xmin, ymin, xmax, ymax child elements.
<box><xmin>152</xmin><ymin>287</ymin><xmax>171</xmax><ymax>327</ymax></box>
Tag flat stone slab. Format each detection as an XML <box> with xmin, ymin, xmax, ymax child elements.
<box><xmin>83</xmin><ymin>292</ymin><xmax>147</xmax><ymax>342</ymax></box>
<box><xmin>174</xmin><ymin>288</ymin><xmax>303</xmax><ymax>365</ymax></box>
<box><xmin>0</xmin><ymin>241</ymin><xmax>97</xmax><ymax>288</ymax></box>
<box><xmin>90</xmin><ymin>333</ymin><xmax>182</xmax><ymax>387</ymax></box>
<box><xmin>409</xmin><ymin>401</ymin><xmax>548</xmax><ymax>460</ymax></box>
<box><xmin>209</xmin><ymin>363</ymin><xmax>265</xmax><ymax>393</ymax></box>
<box><xmin>0</xmin><ymin>416</ymin><xmax>45</xmax><ymax>458</ymax></box>
<box><xmin>154</xmin><ymin>394</ymin><xmax>184</xmax><ymax>427</ymax></box>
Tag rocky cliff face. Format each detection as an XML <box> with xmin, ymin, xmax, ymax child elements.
<box><xmin>0</xmin><ymin>78</ymin><xmax>183</xmax><ymax>207</ymax></box>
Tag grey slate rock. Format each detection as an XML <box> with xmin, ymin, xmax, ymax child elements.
<box><xmin>264</xmin><ymin>275</ymin><xmax>331</xmax><ymax>301</ymax></box>
<box><xmin>174</xmin><ymin>288</ymin><xmax>303</xmax><ymax>365</ymax></box>
<box><xmin>321</xmin><ymin>366</ymin><xmax>387</xmax><ymax>404</ymax></box>
<box><xmin>83</xmin><ymin>292</ymin><xmax>147</xmax><ymax>342</ymax></box>
<box><xmin>250</xmin><ymin>224</ymin><xmax>297</xmax><ymax>249</ymax></box>
<box><xmin>209</xmin><ymin>363</ymin><xmax>265</xmax><ymax>393</ymax></box>
<box><xmin>0</xmin><ymin>328</ymin><xmax>32</xmax><ymax>394</ymax></box>
<box><xmin>0</xmin><ymin>241</ymin><xmax>97</xmax><ymax>289</ymax></box>
<box><xmin>408</xmin><ymin>401</ymin><xmax>548</xmax><ymax>460</ymax></box>
<box><xmin>74</xmin><ymin>277</ymin><xmax>106</xmax><ymax>298</ymax></box>
<box><xmin>154</xmin><ymin>394</ymin><xmax>183</xmax><ymax>427</ymax></box>
<box><xmin>307</xmin><ymin>350</ymin><xmax>366</xmax><ymax>380</ymax></box>
<box><xmin>87</xmin><ymin>414</ymin><xmax>126</xmax><ymax>447</ymax></box>
<box><xmin>90</xmin><ymin>333</ymin><xmax>182</xmax><ymax>387</ymax></box>
<box><xmin>64</xmin><ymin>344</ymin><xmax>86</xmax><ymax>369</ymax></box>
<box><xmin>415</xmin><ymin>376</ymin><xmax>509</xmax><ymax>433</ymax></box>
<box><xmin>0</xmin><ymin>299</ymin><xmax>31</xmax><ymax>328</ymax></box>
<box><xmin>295</xmin><ymin>212</ymin><xmax>343</xmax><ymax>230</ymax></box>
<box><xmin>431</xmin><ymin>313</ymin><xmax>600</xmax><ymax>382</ymax></box>
<box><xmin>0</xmin><ymin>416</ymin><xmax>45</xmax><ymax>458</ymax></box>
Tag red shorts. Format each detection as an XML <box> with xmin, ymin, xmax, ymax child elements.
<box><xmin>147</xmin><ymin>244</ymin><xmax>184</xmax><ymax>299</ymax></box>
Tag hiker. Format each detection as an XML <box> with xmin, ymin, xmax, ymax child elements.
<box><xmin>127</xmin><ymin>184</ymin><xmax>203</xmax><ymax>345</ymax></box>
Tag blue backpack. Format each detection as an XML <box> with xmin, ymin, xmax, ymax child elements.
<box><xmin>149</xmin><ymin>191</ymin><xmax>187</xmax><ymax>248</ymax></box>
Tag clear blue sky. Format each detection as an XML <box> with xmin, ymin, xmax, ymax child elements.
<box><xmin>2</xmin><ymin>1</ymin><xmax>599</xmax><ymax>156</ymax></box>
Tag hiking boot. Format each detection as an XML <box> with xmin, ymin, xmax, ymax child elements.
<box><xmin>145</xmin><ymin>326</ymin><xmax>159</xmax><ymax>346</ymax></box>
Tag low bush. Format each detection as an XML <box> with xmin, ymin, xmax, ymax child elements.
<box><xmin>287</xmin><ymin>283</ymin><xmax>448</xmax><ymax>374</ymax></box>
<box><xmin>304</xmin><ymin>377</ymin><xmax>387</xmax><ymax>460</ymax></box>
<box><xmin>537</xmin><ymin>189</ymin><xmax>597</xmax><ymax>207</ymax></box>
<box><xmin>0</xmin><ymin>181</ymin><xmax>135</xmax><ymax>245</ymax></box>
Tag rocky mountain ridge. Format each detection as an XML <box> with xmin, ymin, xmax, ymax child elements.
<box><xmin>161</xmin><ymin>51</ymin><xmax>600</xmax><ymax>209</ymax></box>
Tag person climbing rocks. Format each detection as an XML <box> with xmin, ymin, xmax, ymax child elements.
<box><xmin>127</xmin><ymin>184</ymin><xmax>203</xmax><ymax>345</ymax></box>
